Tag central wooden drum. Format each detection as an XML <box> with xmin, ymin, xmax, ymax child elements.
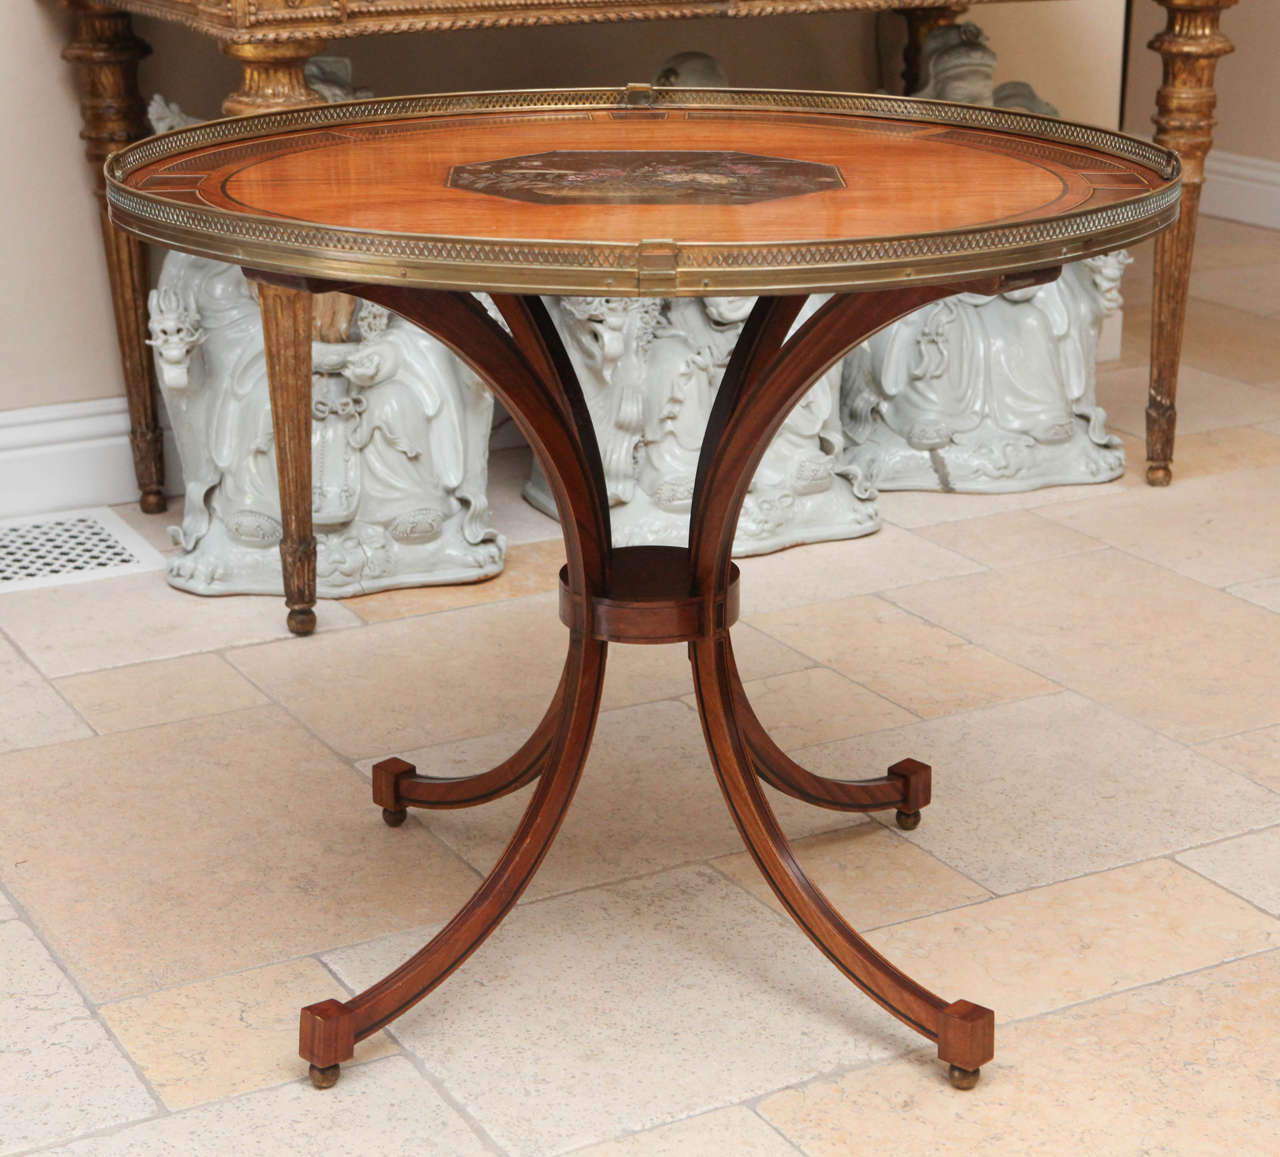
<box><xmin>107</xmin><ymin>86</ymin><xmax>1180</xmax><ymax>1090</ymax></box>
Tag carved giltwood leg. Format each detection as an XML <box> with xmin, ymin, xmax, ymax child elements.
<box><xmin>220</xmin><ymin>40</ymin><xmax>328</xmax><ymax>118</ymax></box>
<box><xmin>1146</xmin><ymin>0</ymin><xmax>1237</xmax><ymax>487</ymax></box>
<box><xmin>62</xmin><ymin>2</ymin><xmax>165</xmax><ymax>513</ymax></box>
<box><xmin>222</xmin><ymin>40</ymin><xmax>337</xmax><ymax>627</ymax></box>
<box><xmin>253</xmin><ymin>278</ymin><xmax>317</xmax><ymax>637</ymax></box>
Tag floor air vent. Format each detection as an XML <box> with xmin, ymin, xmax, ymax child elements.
<box><xmin>0</xmin><ymin>508</ymin><xmax>167</xmax><ymax>593</ymax></box>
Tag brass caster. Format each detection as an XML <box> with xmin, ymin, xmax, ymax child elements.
<box><xmin>895</xmin><ymin>809</ymin><xmax>922</xmax><ymax>831</ymax></box>
<box><xmin>309</xmin><ymin>1063</ymin><xmax>341</xmax><ymax>1089</ymax></box>
<box><xmin>1146</xmin><ymin>463</ymin><xmax>1172</xmax><ymax>487</ymax></box>
<box><xmin>287</xmin><ymin>608</ymin><xmax>316</xmax><ymax>636</ymax></box>
<box><xmin>382</xmin><ymin>807</ymin><xmax>407</xmax><ymax>827</ymax></box>
<box><xmin>139</xmin><ymin>490</ymin><xmax>167</xmax><ymax>515</ymax></box>
<box><xmin>948</xmin><ymin>1064</ymin><xmax>981</xmax><ymax>1090</ymax></box>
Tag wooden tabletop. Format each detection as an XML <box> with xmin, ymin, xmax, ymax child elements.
<box><xmin>107</xmin><ymin>87</ymin><xmax>1180</xmax><ymax>296</ymax></box>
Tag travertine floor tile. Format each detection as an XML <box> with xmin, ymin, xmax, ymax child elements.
<box><xmin>1164</xmin><ymin>298</ymin><xmax>1280</xmax><ymax>384</ymax></box>
<box><xmin>1197</xmin><ymin>725</ymin><xmax>1280</xmax><ymax>791</ymax></box>
<box><xmin>393</xmin><ymin>700</ymin><xmax>855</xmax><ymax>902</ymax></box>
<box><xmin>1227</xmin><ymin>575</ymin><xmax>1280</xmax><ymax>613</ymax></box>
<box><xmin>0</xmin><ymin>895</ymin><xmax>15</xmax><ymax>920</ymax></box>
<box><xmin>1189</xmin><ymin>261</ymin><xmax>1280</xmax><ymax>316</ymax></box>
<box><xmin>228</xmin><ymin>594</ymin><xmax>568</xmax><ymax>758</ymax></box>
<box><xmin>601</xmin><ymin>623</ymin><xmax>811</xmax><ymax>713</ymax></box>
<box><xmin>864</xmin><ymin>859</ymin><xmax>1279</xmax><ymax>1022</ymax></box>
<box><xmin>111</xmin><ymin>498</ymin><xmax>185</xmax><ymax>555</ymax></box>
<box><xmin>1177</xmin><ymin>827</ymin><xmax>1280</xmax><ymax>916</ymax></box>
<box><xmin>325</xmin><ymin>866</ymin><xmax>921</xmax><ymax>1157</ymax></box>
<box><xmin>748</xmin><ymin>595</ymin><xmax>1054</xmax><ymax>719</ymax></box>
<box><xmin>758</xmin><ymin>951</ymin><xmax>1280</xmax><ymax>1157</ymax></box>
<box><xmin>1114</xmin><ymin>303</ymin><xmax>1151</xmax><ymax>367</ymax></box>
<box><xmin>1040</xmin><ymin>465</ymin><xmax>1280</xmax><ymax>588</ymax></box>
<box><xmin>345</xmin><ymin>538</ymin><xmax>566</xmax><ymax>623</ymax></box>
<box><xmin>231</xmin><ymin>594</ymin><xmax>809</xmax><ymax>759</ymax></box>
<box><xmin>912</xmin><ymin>509</ymin><xmax>1103</xmax><ymax>569</ymax></box>
<box><xmin>0</xmin><ymin>572</ymin><xmax>361</xmax><ymax>678</ymax></box>
<box><xmin>1190</xmin><ymin>214</ymin><xmax>1280</xmax><ymax>270</ymax></box>
<box><xmin>0</xmin><ymin>632</ymin><xmax>91</xmax><ymax>753</ymax></box>
<box><xmin>1095</xmin><ymin>362</ymin><xmax>1280</xmax><ymax>438</ymax></box>
<box><xmin>54</xmin><ymin>652</ymin><xmax>268</xmax><ymax>734</ymax></box>
<box><xmin>0</xmin><ymin>707</ymin><xmax>479</xmax><ymax>1001</ymax></box>
<box><xmin>689</xmin><ymin>666</ymin><xmax>915</xmax><ymax>750</ymax></box>
<box><xmin>40</xmin><ymin>1056</ymin><xmax>489</xmax><ymax>1156</ymax></box>
<box><xmin>801</xmin><ymin>693</ymin><xmax>1280</xmax><ymax>893</ymax></box>
<box><xmin>888</xmin><ymin>550</ymin><xmax>1280</xmax><ymax>743</ymax></box>
<box><xmin>876</xmin><ymin>480</ymin><xmax>1128</xmax><ymax>530</ymax></box>
<box><xmin>99</xmin><ymin>958</ymin><xmax>397</xmax><ymax>1110</ymax></box>
<box><xmin>1117</xmin><ymin>426</ymin><xmax>1280</xmax><ymax>483</ymax></box>
<box><xmin>714</xmin><ymin>824</ymin><xmax>991</xmax><ymax>926</ymax></box>
<box><xmin>487</xmin><ymin>445</ymin><xmax>562</xmax><ymax>545</ymax></box>
<box><xmin>734</xmin><ymin>525</ymin><xmax>983</xmax><ymax>614</ymax></box>
<box><xmin>564</xmin><ymin>1106</ymin><xmax>799</xmax><ymax>1156</ymax></box>
<box><xmin>0</xmin><ymin>920</ymin><xmax>155</xmax><ymax>1155</ymax></box>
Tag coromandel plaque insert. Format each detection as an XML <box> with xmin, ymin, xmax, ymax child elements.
<box><xmin>447</xmin><ymin>150</ymin><xmax>846</xmax><ymax>205</ymax></box>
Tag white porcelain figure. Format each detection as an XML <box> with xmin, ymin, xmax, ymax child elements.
<box><xmin>146</xmin><ymin>78</ymin><xmax>503</xmax><ymax>596</ymax></box>
<box><xmin>841</xmin><ymin>23</ymin><xmax>1129</xmax><ymax>492</ymax></box>
<box><xmin>523</xmin><ymin>293</ymin><xmax>877</xmax><ymax>554</ymax></box>
<box><xmin>523</xmin><ymin>52</ymin><xmax>879</xmax><ymax>554</ymax></box>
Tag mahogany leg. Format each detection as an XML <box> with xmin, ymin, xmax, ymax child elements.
<box><xmin>692</xmin><ymin>632</ymin><xmax>992</xmax><ymax>1083</ymax></box>
<box><xmin>302</xmin><ymin>630</ymin><xmax>607</xmax><ymax>1085</ymax></box>
<box><xmin>684</xmin><ymin>288</ymin><xmax>1024</xmax><ymax>1084</ymax></box>
<box><xmin>371</xmin><ymin>667</ymin><xmax>567</xmax><ymax>820</ymax></box>
<box><xmin>724</xmin><ymin>644</ymin><xmax>932</xmax><ymax>828</ymax></box>
<box><xmin>293</xmin><ymin>287</ymin><xmax>613</xmax><ymax>1083</ymax></box>
<box><xmin>63</xmin><ymin>3</ymin><xmax>165</xmax><ymax>513</ymax></box>
<box><xmin>1145</xmin><ymin>0</ymin><xmax>1237</xmax><ymax>486</ymax></box>
<box><xmin>254</xmin><ymin>280</ymin><xmax>317</xmax><ymax>637</ymax></box>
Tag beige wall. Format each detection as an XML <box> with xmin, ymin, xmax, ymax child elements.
<box><xmin>7</xmin><ymin>2</ymin><xmax>1127</xmax><ymax>416</ymax></box>
<box><xmin>978</xmin><ymin>0</ymin><xmax>1127</xmax><ymax>128</ymax></box>
<box><xmin>3</xmin><ymin>3</ymin><xmax>127</xmax><ymax>410</ymax></box>
<box><xmin>1124</xmin><ymin>2</ymin><xmax>1280</xmax><ymax>163</ymax></box>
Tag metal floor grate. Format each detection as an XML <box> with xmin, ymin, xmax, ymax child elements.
<box><xmin>0</xmin><ymin>508</ymin><xmax>167</xmax><ymax>593</ymax></box>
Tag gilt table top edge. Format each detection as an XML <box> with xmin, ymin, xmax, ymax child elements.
<box><xmin>105</xmin><ymin>85</ymin><xmax>1181</xmax><ymax>297</ymax></box>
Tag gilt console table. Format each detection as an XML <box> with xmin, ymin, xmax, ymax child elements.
<box><xmin>105</xmin><ymin>85</ymin><xmax>1180</xmax><ymax>1088</ymax></box>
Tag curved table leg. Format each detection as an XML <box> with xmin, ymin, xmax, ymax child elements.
<box><xmin>722</xmin><ymin>640</ymin><xmax>931</xmax><ymax>828</ymax></box>
<box><xmin>372</xmin><ymin>667</ymin><xmax>566</xmax><ymax>821</ymax></box>
<box><xmin>297</xmin><ymin>286</ymin><xmax>614</xmax><ymax>1084</ymax></box>
<box><xmin>302</xmin><ymin>630</ymin><xmax>607</xmax><ymax>1087</ymax></box>
<box><xmin>683</xmin><ymin>285</ymin><xmax>1043</xmax><ymax>1085</ymax></box>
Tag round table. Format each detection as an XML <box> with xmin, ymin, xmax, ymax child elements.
<box><xmin>107</xmin><ymin>86</ymin><xmax>1180</xmax><ymax>1091</ymax></box>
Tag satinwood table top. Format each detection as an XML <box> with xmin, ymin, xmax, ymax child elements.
<box><xmin>106</xmin><ymin>86</ymin><xmax>1180</xmax><ymax>296</ymax></box>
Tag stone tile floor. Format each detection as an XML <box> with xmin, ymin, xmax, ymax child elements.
<box><xmin>2</xmin><ymin>217</ymin><xmax>1278</xmax><ymax>1155</ymax></box>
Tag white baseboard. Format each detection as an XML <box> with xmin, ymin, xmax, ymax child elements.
<box><xmin>0</xmin><ymin>397</ymin><xmax>182</xmax><ymax>519</ymax></box>
<box><xmin>1202</xmin><ymin>150</ymin><xmax>1280</xmax><ymax>231</ymax></box>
